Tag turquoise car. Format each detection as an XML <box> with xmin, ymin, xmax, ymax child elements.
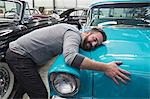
<box><xmin>48</xmin><ymin>0</ymin><xmax>150</xmax><ymax>98</ymax></box>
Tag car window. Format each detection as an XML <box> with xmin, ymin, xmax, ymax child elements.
<box><xmin>30</xmin><ymin>9</ymin><xmax>40</xmax><ymax>15</ymax></box>
<box><xmin>92</xmin><ymin>7</ymin><xmax>150</xmax><ymax>19</ymax></box>
<box><xmin>70</xmin><ymin>10</ymin><xmax>86</xmax><ymax>16</ymax></box>
<box><xmin>24</xmin><ymin>4</ymin><xmax>31</xmax><ymax>17</ymax></box>
<box><xmin>87</xmin><ymin>3</ymin><xmax>150</xmax><ymax>27</ymax></box>
<box><xmin>0</xmin><ymin>1</ymin><xmax>21</xmax><ymax>20</ymax></box>
<box><xmin>70</xmin><ymin>10</ymin><xmax>80</xmax><ymax>16</ymax></box>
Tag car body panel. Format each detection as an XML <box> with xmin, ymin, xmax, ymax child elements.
<box><xmin>48</xmin><ymin>49</ymin><xmax>94</xmax><ymax>98</ymax></box>
<box><xmin>48</xmin><ymin>55</ymin><xmax>80</xmax><ymax>78</ymax></box>
<box><xmin>48</xmin><ymin>0</ymin><xmax>150</xmax><ymax>98</ymax></box>
<box><xmin>91</xmin><ymin>28</ymin><xmax>150</xmax><ymax>98</ymax></box>
<box><xmin>73</xmin><ymin>49</ymin><xmax>93</xmax><ymax>98</ymax></box>
<box><xmin>48</xmin><ymin>54</ymin><xmax>80</xmax><ymax>97</ymax></box>
<box><xmin>49</xmin><ymin>27</ymin><xmax>150</xmax><ymax>98</ymax></box>
<box><xmin>102</xmin><ymin>28</ymin><xmax>150</xmax><ymax>57</ymax></box>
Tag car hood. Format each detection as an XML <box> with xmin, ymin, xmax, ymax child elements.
<box><xmin>92</xmin><ymin>27</ymin><xmax>150</xmax><ymax>58</ymax></box>
<box><xmin>91</xmin><ymin>27</ymin><xmax>150</xmax><ymax>73</ymax></box>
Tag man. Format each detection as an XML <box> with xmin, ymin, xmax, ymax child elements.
<box><xmin>5</xmin><ymin>23</ymin><xmax>130</xmax><ymax>99</ymax></box>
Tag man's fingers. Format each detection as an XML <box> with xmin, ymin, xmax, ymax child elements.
<box><xmin>106</xmin><ymin>62</ymin><xmax>131</xmax><ymax>86</ymax></box>
<box><xmin>115</xmin><ymin>75</ymin><xmax>127</xmax><ymax>84</ymax></box>
<box><xmin>117</xmin><ymin>71</ymin><xmax>131</xmax><ymax>81</ymax></box>
<box><xmin>112</xmin><ymin>77</ymin><xmax>120</xmax><ymax>85</ymax></box>
<box><xmin>119</xmin><ymin>68</ymin><xmax>131</xmax><ymax>75</ymax></box>
<box><xmin>114</xmin><ymin>61</ymin><xmax>123</xmax><ymax>66</ymax></box>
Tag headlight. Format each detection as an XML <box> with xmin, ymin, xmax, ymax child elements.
<box><xmin>50</xmin><ymin>72</ymin><xmax>80</xmax><ymax>97</ymax></box>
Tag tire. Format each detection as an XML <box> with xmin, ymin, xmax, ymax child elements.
<box><xmin>0</xmin><ymin>62</ymin><xmax>14</xmax><ymax>99</ymax></box>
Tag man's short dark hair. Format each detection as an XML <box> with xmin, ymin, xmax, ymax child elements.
<box><xmin>90</xmin><ymin>28</ymin><xmax>107</xmax><ymax>42</ymax></box>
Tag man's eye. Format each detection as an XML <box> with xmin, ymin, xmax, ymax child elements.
<box><xmin>96</xmin><ymin>38</ymin><xmax>98</xmax><ymax>42</ymax></box>
<box><xmin>87</xmin><ymin>43</ymin><xmax>90</xmax><ymax>46</ymax></box>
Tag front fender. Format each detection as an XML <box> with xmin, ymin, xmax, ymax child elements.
<box><xmin>48</xmin><ymin>55</ymin><xmax>80</xmax><ymax>97</ymax></box>
<box><xmin>48</xmin><ymin>55</ymin><xmax>80</xmax><ymax>78</ymax></box>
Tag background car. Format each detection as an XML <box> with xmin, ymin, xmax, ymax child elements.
<box><xmin>48</xmin><ymin>0</ymin><xmax>150</xmax><ymax>99</ymax></box>
<box><xmin>0</xmin><ymin>0</ymin><xmax>54</xmax><ymax>98</ymax></box>
<box><xmin>58</xmin><ymin>8</ymin><xmax>88</xmax><ymax>29</ymax></box>
<box><xmin>29</xmin><ymin>8</ymin><xmax>53</xmax><ymax>20</ymax></box>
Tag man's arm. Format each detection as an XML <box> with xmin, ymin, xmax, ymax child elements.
<box><xmin>63</xmin><ymin>30</ymin><xmax>130</xmax><ymax>85</ymax></box>
<box><xmin>63</xmin><ymin>30</ymin><xmax>84</xmax><ymax>68</ymax></box>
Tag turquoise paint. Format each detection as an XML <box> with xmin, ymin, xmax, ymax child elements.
<box><xmin>48</xmin><ymin>55</ymin><xmax>80</xmax><ymax>77</ymax></box>
<box><xmin>91</xmin><ymin>28</ymin><xmax>150</xmax><ymax>98</ymax></box>
<box><xmin>48</xmin><ymin>49</ymin><xmax>93</xmax><ymax>98</ymax></box>
<box><xmin>48</xmin><ymin>0</ymin><xmax>150</xmax><ymax>98</ymax></box>
<box><xmin>48</xmin><ymin>54</ymin><xmax>80</xmax><ymax>97</ymax></box>
<box><xmin>48</xmin><ymin>48</ymin><xmax>91</xmax><ymax>78</ymax></box>
<box><xmin>48</xmin><ymin>27</ymin><xmax>150</xmax><ymax>98</ymax></box>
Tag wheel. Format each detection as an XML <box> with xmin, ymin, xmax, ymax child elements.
<box><xmin>0</xmin><ymin>62</ymin><xmax>14</xmax><ymax>99</ymax></box>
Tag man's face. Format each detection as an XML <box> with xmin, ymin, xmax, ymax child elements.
<box><xmin>82</xmin><ymin>32</ymin><xmax>104</xmax><ymax>50</ymax></box>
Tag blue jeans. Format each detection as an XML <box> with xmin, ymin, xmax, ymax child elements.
<box><xmin>5</xmin><ymin>49</ymin><xmax>48</xmax><ymax>99</ymax></box>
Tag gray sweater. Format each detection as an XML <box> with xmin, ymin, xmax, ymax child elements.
<box><xmin>9</xmin><ymin>23</ymin><xmax>85</xmax><ymax>67</ymax></box>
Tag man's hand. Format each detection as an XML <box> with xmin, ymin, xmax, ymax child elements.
<box><xmin>80</xmin><ymin>57</ymin><xmax>131</xmax><ymax>85</ymax></box>
<box><xmin>104</xmin><ymin>61</ymin><xmax>131</xmax><ymax>85</ymax></box>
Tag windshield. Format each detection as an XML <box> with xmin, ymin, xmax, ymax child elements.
<box><xmin>0</xmin><ymin>0</ymin><xmax>21</xmax><ymax>20</ymax></box>
<box><xmin>29</xmin><ymin>9</ymin><xmax>41</xmax><ymax>15</ymax></box>
<box><xmin>87</xmin><ymin>3</ymin><xmax>150</xmax><ymax>27</ymax></box>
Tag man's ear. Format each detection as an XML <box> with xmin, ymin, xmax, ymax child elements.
<box><xmin>86</xmin><ymin>32</ymin><xmax>91</xmax><ymax>36</ymax></box>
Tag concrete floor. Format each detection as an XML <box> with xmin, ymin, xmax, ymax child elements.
<box><xmin>23</xmin><ymin>57</ymin><xmax>57</xmax><ymax>99</ymax></box>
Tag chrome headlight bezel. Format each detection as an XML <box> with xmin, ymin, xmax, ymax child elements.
<box><xmin>50</xmin><ymin>72</ymin><xmax>80</xmax><ymax>97</ymax></box>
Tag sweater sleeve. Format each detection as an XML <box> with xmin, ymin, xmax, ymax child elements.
<box><xmin>63</xmin><ymin>30</ymin><xmax>85</xmax><ymax>68</ymax></box>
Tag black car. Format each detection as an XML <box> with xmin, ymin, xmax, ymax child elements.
<box><xmin>0</xmin><ymin>0</ymin><xmax>54</xmax><ymax>98</ymax></box>
<box><xmin>58</xmin><ymin>8</ymin><xmax>87</xmax><ymax>29</ymax></box>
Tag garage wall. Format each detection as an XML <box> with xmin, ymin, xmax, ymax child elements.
<box><xmin>35</xmin><ymin>0</ymin><xmax>53</xmax><ymax>8</ymax></box>
<box><xmin>55</xmin><ymin>0</ymin><xmax>92</xmax><ymax>9</ymax></box>
<box><xmin>26</xmin><ymin>0</ymin><xmax>93</xmax><ymax>9</ymax></box>
<box><xmin>24</xmin><ymin>0</ymin><xmax>33</xmax><ymax>8</ymax></box>
<box><xmin>75</xmin><ymin>0</ymin><xmax>93</xmax><ymax>8</ymax></box>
